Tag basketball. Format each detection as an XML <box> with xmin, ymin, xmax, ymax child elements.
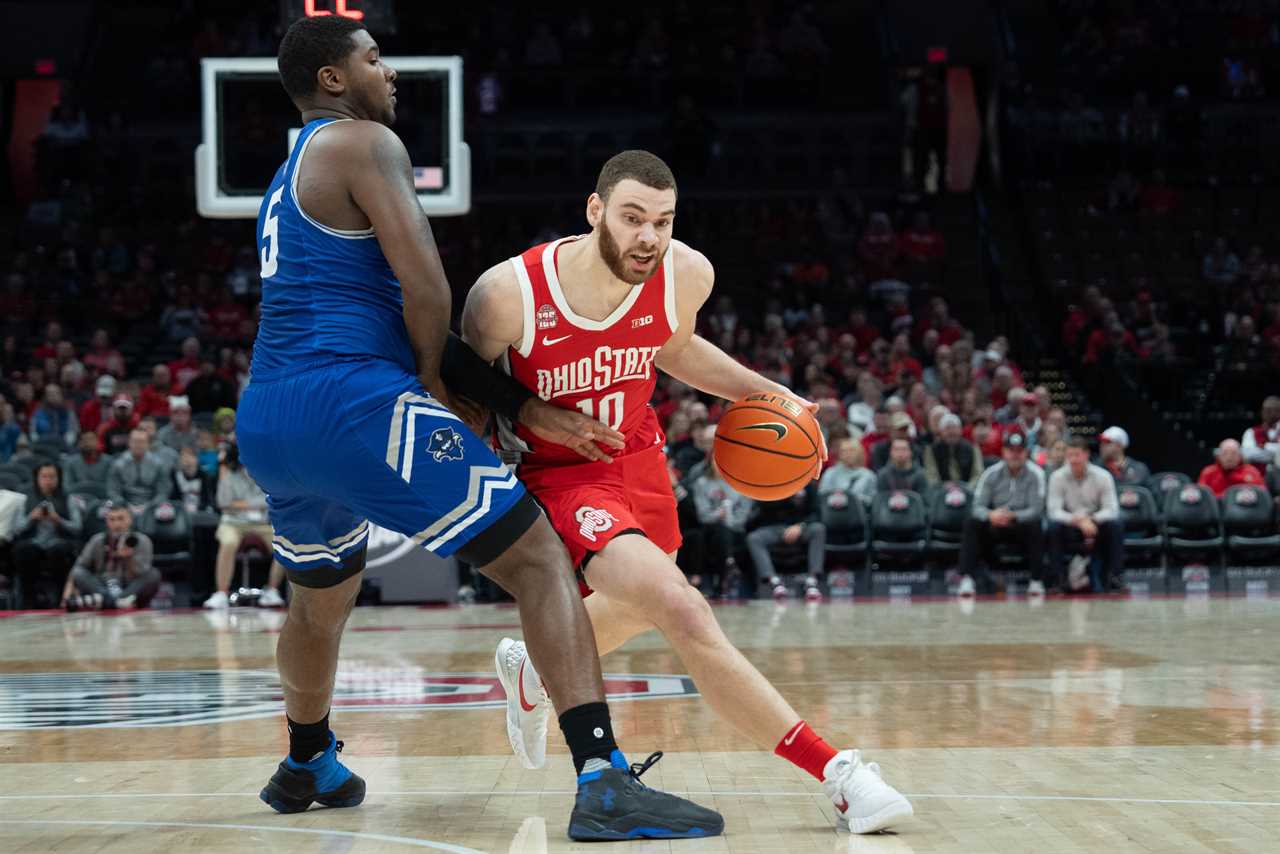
<box><xmin>713</xmin><ymin>392</ymin><xmax>822</xmax><ymax>501</ymax></box>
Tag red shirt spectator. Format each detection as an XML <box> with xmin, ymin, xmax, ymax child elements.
<box><xmin>857</xmin><ymin>212</ymin><xmax>899</xmax><ymax>281</ymax></box>
<box><xmin>843</xmin><ymin>308</ymin><xmax>882</xmax><ymax>353</ymax></box>
<box><xmin>31</xmin><ymin>321</ymin><xmax>65</xmax><ymax>362</ymax></box>
<box><xmin>1198</xmin><ymin>440</ymin><xmax>1264</xmax><ymax>497</ymax></box>
<box><xmin>898</xmin><ymin>212</ymin><xmax>945</xmax><ymax>262</ymax></box>
<box><xmin>96</xmin><ymin>396</ymin><xmax>140</xmax><ymax>455</ymax></box>
<box><xmin>137</xmin><ymin>365</ymin><xmax>179</xmax><ymax>418</ymax></box>
<box><xmin>1084</xmin><ymin>323</ymin><xmax>1140</xmax><ymax>365</ymax></box>
<box><xmin>208</xmin><ymin>297</ymin><xmax>249</xmax><ymax>342</ymax></box>
<box><xmin>168</xmin><ymin>337</ymin><xmax>203</xmax><ymax>391</ymax></box>
<box><xmin>965</xmin><ymin>420</ymin><xmax>1003</xmax><ymax>458</ymax></box>
<box><xmin>83</xmin><ymin>329</ymin><xmax>125</xmax><ymax>377</ymax></box>
<box><xmin>78</xmin><ymin>375</ymin><xmax>119</xmax><ymax>434</ymax></box>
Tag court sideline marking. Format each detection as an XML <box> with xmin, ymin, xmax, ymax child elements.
<box><xmin>0</xmin><ymin>818</ymin><xmax>486</xmax><ymax>852</ymax></box>
<box><xmin>1</xmin><ymin>791</ymin><xmax>1277</xmax><ymax>809</ymax></box>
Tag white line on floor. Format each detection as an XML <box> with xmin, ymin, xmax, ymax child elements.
<box><xmin>1</xmin><ymin>791</ymin><xmax>1278</xmax><ymax>808</ymax></box>
<box><xmin>0</xmin><ymin>818</ymin><xmax>486</xmax><ymax>851</ymax></box>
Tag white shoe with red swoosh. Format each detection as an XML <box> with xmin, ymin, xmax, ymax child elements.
<box><xmin>822</xmin><ymin>749</ymin><xmax>914</xmax><ymax>833</ymax></box>
<box><xmin>495</xmin><ymin>637</ymin><xmax>551</xmax><ymax>769</ymax></box>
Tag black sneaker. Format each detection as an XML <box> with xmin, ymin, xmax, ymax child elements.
<box><xmin>568</xmin><ymin>751</ymin><xmax>724</xmax><ymax>840</ymax></box>
<box><xmin>259</xmin><ymin>733</ymin><xmax>366</xmax><ymax>814</ymax></box>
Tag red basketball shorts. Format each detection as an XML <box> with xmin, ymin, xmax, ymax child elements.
<box><xmin>518</xmin><ymin>446</ymin><xmax>682</xmax><ymax>592</ymax></box>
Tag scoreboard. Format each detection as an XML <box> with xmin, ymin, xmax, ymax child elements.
<box><xmin>280</xmin><ymin>0</ymin><xmax>397</xmax><ymax>34</ymax></box>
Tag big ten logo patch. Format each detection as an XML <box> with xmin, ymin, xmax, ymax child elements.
<box><xmin>631</xmin><ymin>314</ymin><xmax>654</xmax><ymax>329</ymax></box>
<box><xmin>536</xmin><ymin>304</ymin><xmax>559</xmax><ymax>330</ymax></box>
<box><xmin>575</xmin><ymin>506</ymin><xmax>619</xmax><ymax>543</ymax></box>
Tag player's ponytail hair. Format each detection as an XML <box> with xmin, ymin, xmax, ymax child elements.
<box><xmin>278</xmin><ymin>14</ymin><xmax>367</xmax><ymax>102</ymax></box>
<box><xmin>595</xmin><ymin>150</ymin><xmax>677</xmax><ymax>202</ymax></box>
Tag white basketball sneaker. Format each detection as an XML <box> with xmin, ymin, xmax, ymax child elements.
<box><xmin>822</xmin><ymin>749</ymin><xmax>914</xmax><ymax>834</ymax></box>
<box><xmin>494</xmin><ymin>638</ymin><xmax>551</xmax><ymax>769</ymax></box>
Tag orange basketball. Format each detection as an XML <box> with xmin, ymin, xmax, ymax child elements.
<box><xmin>713</xmin><ymin>393</ymin><xmax>822</xmax><ymax>501</ymax></box>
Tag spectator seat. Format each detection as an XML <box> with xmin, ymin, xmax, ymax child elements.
<box><xmin>1163</xmin><ymin>484</ymin><xmax>1224</xmax><ymax>559</ymax></box>
<box><xmin>819</xmin><ymin>491</ymin><xmax>870</xmax><ymax>568</ymax></box>
<box><xmin>1117</xmin><ymin>484</ymin><xmax>1163</xmax><ymax>562</ymax></box>
<box><xmin>138</xmin><ymin>502</ymin><xmax>193</xmax><ymax>575</ymax></box>
<box><xmin>870</xmin><ymin>490</ymin><xmax>929</xmax><ymax>559</ymax></box>
<box><xmin>1220</xmin><ymin>484</ymin><xmax>1280</xmax><ymax>561</ymax></box>
<box><xmin>927</xmin><ymin>482</ymin><xmax>972</xmax><ymax>559</ymax></box>
<box><xmin>1150</xmin><ymin>471</ymin><xmax>1191</xmax><ymax>504</ymax></box>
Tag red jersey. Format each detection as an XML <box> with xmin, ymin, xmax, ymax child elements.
<box><xmin>499</xmin><ymin>237</ymin><xmax>679</xmax><ymax>470</ymax></box>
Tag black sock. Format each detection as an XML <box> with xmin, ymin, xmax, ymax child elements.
<box><xmin>287</xmin><ymin>713</ymin><xmax>330</xmax><ymax>764</ymax></box>
<box><xmin>558</xmin><ymin>702</ymin><xmax>619</xmax><ymax>775</ymax></box>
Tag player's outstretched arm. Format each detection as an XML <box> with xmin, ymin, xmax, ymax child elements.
<box><xmin>460</xmin><ymin>264</ymin><xmax>625</xmax><ymax>463</ymax></box>
<box><xmin>344</xmin><ymin>122</ymin><xmax>452</xmax><ymax>397</ymax></box>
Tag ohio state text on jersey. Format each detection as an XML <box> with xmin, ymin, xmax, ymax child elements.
<box><xmin>498</xmin><ymin>235</ymin><xmax>678</xmax><ymax>467</ymax></box>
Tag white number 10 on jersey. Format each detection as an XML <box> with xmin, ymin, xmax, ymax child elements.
<box><xmin>575</xmin><ymin>391</ymin><xmax>625</xmax><ymax>431</ymax></box>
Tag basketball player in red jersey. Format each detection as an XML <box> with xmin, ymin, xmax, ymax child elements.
<box><xmin>462</xmin><ymin>151</ymin><xmax>912</xmax><ymax>833</ymax></box>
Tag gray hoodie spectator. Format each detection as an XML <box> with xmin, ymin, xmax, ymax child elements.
<box><xmin>690</xmin><ymin>469</ymin><xmax>755</xmax><ymax>532</ymax></box>
<box><xmin>107</xmin><ymin>429</ymin><xmax>171</xmax><ymax>510</ymax></box>
<box><xmin>64</xmin><ymin>432</ymin><xmax>111</xmax><ymax>494</ymax></box>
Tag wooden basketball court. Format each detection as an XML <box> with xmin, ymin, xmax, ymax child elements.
<box><xmin>1</xmin><ymin>594</ymin><xmax>1276</xmax><ymax>852</ymax></box>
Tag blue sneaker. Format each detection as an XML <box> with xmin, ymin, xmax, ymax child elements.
<box><xmin>568</xmin><ymin>751</ymin><xmax>724</xmax><ymax>840</ymax></box>
<box><xmin>259</xmin><ymin>733</ymin><xmax>366</xmax><ymax>814</ymax></box>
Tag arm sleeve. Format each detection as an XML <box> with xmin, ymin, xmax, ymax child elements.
<box><xmin>1092</xmin><ymin>469</ymin><xmax>1120</xmax><ymax>522</ymax></box>
<box><xmin>1047</xmin><ymin>470</ymin><xmax>1072</xmax><ymax>524</ymax></box>
<box><xmin>440</xmin><ymin>333</ymin><xmax>534</xmax><ymax>421</ymax></box>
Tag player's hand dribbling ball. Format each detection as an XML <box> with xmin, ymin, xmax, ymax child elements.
<box><xmin>713</xmin><ymin>393</ymin><xmax>823</xmax><ymax>501</ymax></box>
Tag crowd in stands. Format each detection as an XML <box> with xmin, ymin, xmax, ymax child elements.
<box><xmin>0</xmin><ymin>316</ymin><xmax>287</xmax><ymax>609</ymax></box>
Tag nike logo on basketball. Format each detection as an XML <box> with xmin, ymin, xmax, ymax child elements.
<box><xmin>518</xmin><ymin>658</ymin><xmax>539</xmax><ymax>712</ymax></box>
<box><xmin>783</xmin><ymin>721</ymin><xmax>805</xmax><ymax>746</ymax></box>
<box><xmin>740</xmin><ymin>422</ymin><xmax>789</xmax><ymax>441</ymax></box>
<box><xmin>542</xmin><ymin>334</ymin><xmax>572</xmax><ymax>346</ymax></box>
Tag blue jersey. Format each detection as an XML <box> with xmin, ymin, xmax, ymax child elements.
<box><xmin>237</xmin><ymin>116</ymin><xmax>531</xmax><ymax>577</ymax></box>
<box><xmin>251</xmin><ymin>117</ymin><xmax>415</xmax><ymax>380</ymax></box>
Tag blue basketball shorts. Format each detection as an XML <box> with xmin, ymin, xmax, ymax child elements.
<box><xmin>236</xmin><ymin>358</ymin><xmax>539</xmax><ymax>585</ymax></box>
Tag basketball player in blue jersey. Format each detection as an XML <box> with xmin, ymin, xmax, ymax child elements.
<box><xmin>237</xmin><ymin>15</ymin><xmax>722</xmax><ymax>840</ymax></box>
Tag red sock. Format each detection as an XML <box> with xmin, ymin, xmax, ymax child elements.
<box><xmin>774</xmin><ymin>720</ymin><xmax>838</xmax><ymax>781</ymax></box>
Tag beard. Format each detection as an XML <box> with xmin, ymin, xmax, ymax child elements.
<box><xmin>598</xmin><ymin>218</ymin><xmax>659</xmax><ymax>286</ymax></box>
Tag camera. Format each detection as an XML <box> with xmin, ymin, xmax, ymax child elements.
<box><xmin>38</xmin><ymin>500</ymin><xmax>53</xmax><ymax>514</ymax></box>
<box><xmin>123</xmin><ymin>533</ymin><xmax>139</xmax><ymax>548</ymax></box>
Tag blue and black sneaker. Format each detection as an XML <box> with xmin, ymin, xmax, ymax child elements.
<box><xmin>568</xmin><ymin>751</ymin><xmax>724</xmax><ymax>841</ymax></box>
<box><xmin>259</xmin><ymin>733</ymin><xmax>366</xmax><ymax>814</ymax></box>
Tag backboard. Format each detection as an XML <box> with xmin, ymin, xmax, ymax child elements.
<box><xmin>195</xmin><ymin>56</ymin><xmax>469</xmax><ymax>218</ymax></box>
